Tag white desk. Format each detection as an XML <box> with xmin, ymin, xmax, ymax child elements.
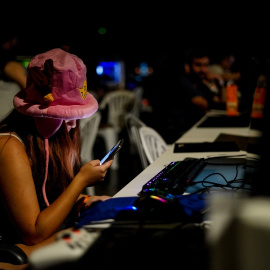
<box><xmin>114</xmin><ymin>111</ymin><xmax>262</xmax><ymax>198</ymax></box>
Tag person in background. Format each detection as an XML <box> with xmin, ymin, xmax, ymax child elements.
<box><xmin>209</xmin><ymin>51</ymin><xmax>241</xmax><ymax>86</ymax></box>
<box><xmin>0</xmin><ymin>48</ymin><xmax>113</xmax><ymax>259</ymax></box>
<box><xmin>181</xmin><ymin>47</ymin><xmax>225</xmax><ymax>112</ymax></box>
<box><xmin>0</xmin><ymin>29</ymin><xmax>27</xmax><ymax>121</ymax></box>
<box><xmin>160</xmin><ymin>47</ymin><xmax>226</xmax><ymax>143</ymax></box>
<box><xmin>179</xmin><ymin>47</ymin><xmax>225</xmax><ymax>122</ymax></box>
<box><xmin>0</xmin><ymin>29</ymin><xmax>27</xmax><ymax>89</ymax></box>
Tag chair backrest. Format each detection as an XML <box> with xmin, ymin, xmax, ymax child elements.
<box><xmin>139</xmin><ymin>126</ymin><xmax>168</xmax><ymax>164</ymax></box>
<box><xmin>80</xmin><ymin>111</ymin><xmax>102</xmax><ymax>165</ymax></box>
<box><xmin>124</xmin><ymin>113</ymin><xmax>149</xmax><ymax>169</ymax></box>
<box><xmin>99</xmin><ymin>90</ymin><xmax>136</xmax><ymax>131</ymax></box>
<box><xmin>130</xmin><ymin>86</ymin><xmax>143</xmax><ymax>118</ymax></box>
<box><xmin>124</xmin><ymin>113</ymin><xmax>146</xmax><ymax>143</ymax></box>
<box><xmin>130</xmin><ymin>125</ymin><xmax>149</xmax><ymax>169</ymax></box>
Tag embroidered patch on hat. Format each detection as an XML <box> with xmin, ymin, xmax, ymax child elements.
<box><xmin>79</xmin><ymin>80</ymin><xmax>88</xmax><ymax>100</ymax></box>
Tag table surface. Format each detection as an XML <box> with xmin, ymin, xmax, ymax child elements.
<box><xmin>113</xmin><ymin>110</ymin><xmax>262</xmax><ymax>198</ymax></box>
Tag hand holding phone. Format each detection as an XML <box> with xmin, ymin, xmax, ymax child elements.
<box><xmin>100</xmin><ymin>139</ymin><xmax>124</xmax><ymax>165</ymax></box>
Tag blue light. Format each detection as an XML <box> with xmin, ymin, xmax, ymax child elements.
<box><xmin>140</xmin><ymin>62</ymin><xmax>148</xmax><ymax>76</ymax></box>
<box><xmin>96</xmin><ymin>61</ymin><xmax>121</xmax><ymax>82</ymax></box>
<box><xmin>125</xmin><ymin>205</ymin><xmax>137</xmax><ymax>211</ymax></box>
<box><xmin>96</xmin><ymin>65</ymin><xmax>103</xmax><ymax>75</ymax></box>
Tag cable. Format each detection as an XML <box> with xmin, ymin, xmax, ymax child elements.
<box><xmin>42</xmin><ymin>138</ymin><xmax>50</xmax><ymax>207</ymax></box>
<box><xmin>188</xmin><ymin>164</ymin><xmax>252</xmax><ymax>196</ymax></box>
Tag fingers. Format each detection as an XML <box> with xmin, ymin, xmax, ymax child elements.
<box><xmin>81</xmin><ymin>159</ymin><xmax>112</xmax><ymax>184</ymax></box>
<box><xmin>98</xmin><ymin>160</ymin><xmax>113</xmax><ymax>171</ymax></box>
<box><xmin>89</xmin><ymin>159</ymin><xmax>102</xmax><ymax>166</ymax></box>
<box><xmin>88</xmin><ymin>159</ymin><xmax>113</xmax><ymax>169</ymax></box>
<box><xmin>99</xmin><ymin>169</ymin><xmax>108</xmax><ymax>181</ymax></box>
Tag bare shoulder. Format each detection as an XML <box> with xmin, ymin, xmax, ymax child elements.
<box><xmin>0</xmin><ymin>134</ymin><xmax>31</xmax><ymax>186</ymax></box>
<box><xmin>0</xmin><ymin>133</ymin><xmax>26</xmax><ymax>158</ymax></box>
<box><xmin>0</xmin><ymin>133</ymin><xmax>23</xmax><ymax>145</ymax></box>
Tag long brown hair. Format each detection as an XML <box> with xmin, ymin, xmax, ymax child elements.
<box><xmin>0</xmin><ymin>109</ymin><xmax>82</xmax><ymax>209</ymax></box>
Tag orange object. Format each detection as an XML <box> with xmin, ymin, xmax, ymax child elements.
<box><xmin>251</xmin><ymin>86</ymin><xmax>266</xmax><ymax>119</ymax></box>
<box><xmin>226</xmin><ymin>82</ymin><xmax>238</xmax><ymax>116</ymax></box>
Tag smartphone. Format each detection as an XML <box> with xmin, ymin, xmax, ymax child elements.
<box><xmin>100</xmin><ymin>139</ymin><xmax>124</xmax><ymax>165</ymax></box>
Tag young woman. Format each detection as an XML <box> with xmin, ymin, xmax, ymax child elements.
<box><xmin>0</xmin><ymin>48</ymin><xmax>113</xmax><ymax>257</ymax></box>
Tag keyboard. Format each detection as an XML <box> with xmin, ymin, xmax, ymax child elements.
<box><xmin>138</xmin><ymin>158</ymin><xmax>206</xmax><ymax>195</ymax></box>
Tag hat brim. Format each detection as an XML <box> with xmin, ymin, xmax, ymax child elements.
<box><xmin>13</xmin><ymin>91</ymin><xmax>98</xmax><ymax>120</ymax></box>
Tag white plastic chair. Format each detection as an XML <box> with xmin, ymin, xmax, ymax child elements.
<box><xmin>80</xmin><ymin>111</ymin><xmax>102</xmax><ymax>163</ymax></box>
<box><xmin>80</xmin><ymin>111</ymin><xmax>101</xmax><ymax>195</ymax></box>
<box><xmin>130</xmin><ymin>86</ymin><xmax>143</xmax><ymax>118</ymax></box>
<box><xmin>130</xmin><ymin>126</ymin><xmax>149</xmax><ymax>169</ymax></box>
<box><xmin>124</xmin><ymin>113</ymin><xmax>146</xmax><ymax>136</ymax></box>
<box><xmin>139</xmin><ymin>126</ymin><xmax>169</xmax><ymax>164</ymax></box>
<box><xmin>99</xmin><ymin>89</ymin><xmax>136</xmax><ymax>131</ymax></box>
<box><xmin>124</xmin><ymin>113</ymin><xmax>149</xmax><ymax>169</ymax></box>
<box><xmin>98</xmin><ymin>90</ymin><xmax>136</xmax><ymax>169</ymax></box>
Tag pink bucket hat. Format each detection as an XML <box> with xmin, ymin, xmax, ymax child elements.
<box><xmin>13</xmin><ymin>48</ymin><xmax>99</xmax><ymax>207</ymax></box>
<box><xmin>14</xmin><ymin>48</ymin><xmax>98</xmax><ymax>138</ymax></box>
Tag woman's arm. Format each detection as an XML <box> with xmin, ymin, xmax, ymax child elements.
<box><xmin>4</xmin><ymin>61</ymin><xmax>27</xmax><ymax>89</ymax></box>
<box><xmin>0</xmin><ymin>136</ymin><xmax>112</xmax><ymax>245</ymax></box>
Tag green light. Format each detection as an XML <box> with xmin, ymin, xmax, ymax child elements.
<box><xmin>98</xmin><ymin>27</ymin><xmax>107</xmax><ymax>35</ymax></box>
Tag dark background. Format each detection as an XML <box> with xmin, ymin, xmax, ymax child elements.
<box><xmin>1</xmin><ymin>3</ymin><xmax>269</xmax><ymax>96</ymax></box>
<box><xmin>3</xmin><ymin>5</ymin><xmax>269</xmax><ymax>65</ymax></box>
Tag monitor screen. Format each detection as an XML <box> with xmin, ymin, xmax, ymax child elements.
<box><xmin>96</xmin><ymin>61</ymin><xmax>125</xmax><ymax>89</ymax></box>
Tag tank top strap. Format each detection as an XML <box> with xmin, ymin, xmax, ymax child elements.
<box><xmin>0</xmin><ymin>132</ymin><xmax>24</xmax><ymax>146</ymax></box>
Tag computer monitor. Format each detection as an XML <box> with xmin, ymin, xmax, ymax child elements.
<box><xmin>95</xmin><ymin>60</ymin><xmax>126</xmax><ymax>89</ymax></box>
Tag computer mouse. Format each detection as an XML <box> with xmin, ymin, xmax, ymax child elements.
<box><xmin>132</xmin><ymin>188</ymin><xmax>188</xmax><ymax>222</ymax></box>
